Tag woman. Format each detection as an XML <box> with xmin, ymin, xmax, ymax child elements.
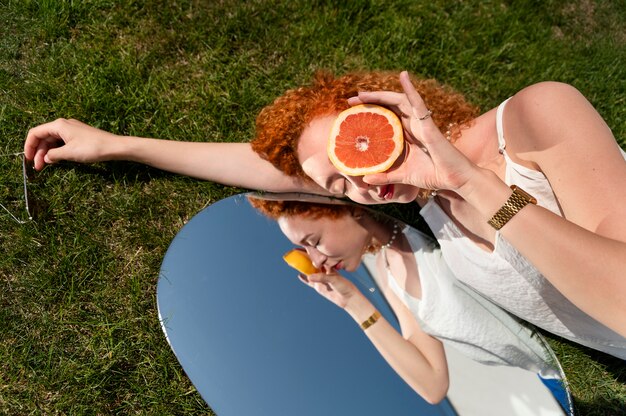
<box><xmin>247</xmin><ymin>196</ymin><xmax>560</xmax><ymax>403</ymax></box>
<box><xmin>24</xmin><ymin>71</ymin><xmax>626</xmax><ymax>346</ymax></box>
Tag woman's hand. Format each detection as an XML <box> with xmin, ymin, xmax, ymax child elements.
<box><xmin>24</xmin><ymin>118</ymin><xmax>122</xmax><ymax>171</ymax></box>
<box><xmin>348</xmin><ymin>71</ymin><xmax>479</xmax><ymax>193</ymax></box>
<box><xmin>298</xmin><ymin>271</ymin><xmax>361</xmax><ymax>310</ymax></box>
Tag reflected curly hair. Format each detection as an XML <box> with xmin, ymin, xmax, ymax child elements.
<box><xmin>248</xmin><ymin>196</ymin><xmax>387</xmax><ymax>254</ymax></box>
<box><xmin>251</xmin><ymin>71</ymin><xmax>480</xmax><ymax>182</ymax></box>
<box><xmin>248</xmin><ymin>197</ymin><xmax>351</xmax><ymax>221</ymax></box>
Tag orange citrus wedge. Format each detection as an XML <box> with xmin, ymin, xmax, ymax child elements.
<box><xmin>283</xmin><ymin>249</ymin><xmax>319</xmax><ymax>275</ymax></box>
<box><xmin>327</xmin><ymin>104</ymin><xmax>404</xmax><ymax>176</ymax></box>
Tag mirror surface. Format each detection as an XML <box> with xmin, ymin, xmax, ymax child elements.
<box><xmin>157</xmin><ymin>194</ymin><xmax>573</xmax><ymax>415</ymax></box>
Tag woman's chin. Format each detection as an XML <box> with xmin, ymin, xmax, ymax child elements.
<box><xmin>343</xmin><ymin>261</ymin><xmax>359</xmax><ymax>273</ymax></box>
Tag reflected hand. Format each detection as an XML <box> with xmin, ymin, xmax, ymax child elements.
<box><xmin>24</xmin><ymin>118</ymin><xmax>121</xmax><ymax>171</ymax></box>
<box><xmin>348</xmin><ymin>71</ymin><xmax>478</xmax><ymax>193</ymax></box>
<box><xmin>298</xmin><ymin>272</ymin><xmax>360</xmax><ymax>310</ymax></box>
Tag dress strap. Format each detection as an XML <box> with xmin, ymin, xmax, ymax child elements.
<box><xmin>496</xmin><ymin>97</ymin><xmax>513</xmax><ymax>154</ymax></box>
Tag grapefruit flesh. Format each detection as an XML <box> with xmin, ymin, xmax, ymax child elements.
<box><xmin>328</xmin><ymin>104</ymin><xmax>404</xmax><ymax>176</ymax></box>
<box><xmin>283</xmin><ymin>249</ymin><xmax>319</xmax><ymax>275</ymax></box>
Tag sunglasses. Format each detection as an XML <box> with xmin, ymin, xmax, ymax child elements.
<box><xmin>1</xmin><ymin>152</ymin><xmax>33</xmax><ymax>224</ymax></box>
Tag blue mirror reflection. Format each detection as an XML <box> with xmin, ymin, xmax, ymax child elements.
<box><xmin>157</xmin><ymin>194</ymin><xmax>572</xmax><ymax>415</ymax></box>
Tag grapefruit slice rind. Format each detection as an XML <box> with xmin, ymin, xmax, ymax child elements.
<box><xmin>283</xmin><ymin>249</ymin><xmax>319</xmax><ymax>275</ymax></box>
<box><xmin>327</xmin><ymin>104</ymin><xmax>404</xmax><ymax>176</ymax></box>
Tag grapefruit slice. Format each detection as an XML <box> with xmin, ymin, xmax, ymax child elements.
<box><xmin>328</xmin><ymin>104</ymin><xmax>404</xmax><ymax>176</ymax></box>
<box><xmin>283</xmin><ymin>249</ymin><xmax>319</xmax><ymax>275</ymax></box>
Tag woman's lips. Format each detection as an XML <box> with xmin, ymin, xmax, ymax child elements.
<box><xmin>379</xmin><ymin>184</ymin><xmax>395</xmax><ymax>200</ymax></box>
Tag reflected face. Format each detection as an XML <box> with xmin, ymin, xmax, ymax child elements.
<box><xmin>297</xmin><ymin>115</ymin><xmax>420</xmax><ymax>205</ymax></box>
<box><xmin>277</xmin><ymin>212</ymin><xmax>371</xmax><ymax>273</ymax></box>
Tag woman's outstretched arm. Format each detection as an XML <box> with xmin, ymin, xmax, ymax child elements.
<box><xmin>24</xmin><ymin>118</ymin><xmax>327</xmax><ymax>194</ymax></box>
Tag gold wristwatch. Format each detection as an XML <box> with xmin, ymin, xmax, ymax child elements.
<box><xmin>488</xmin><ymin>185</ymin><xmax>537</xmax><ymax>230</ymax></box>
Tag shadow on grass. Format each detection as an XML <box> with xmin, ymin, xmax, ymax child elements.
<box><xmin>572</xmin><ymin>350</ymin><xmax>626</xmax><ymax>415</ymax></box>
<box><xmin>76</xmin><ymin>160</ymin><xmax>174</xmax><ymax>183</ymax></box>
<box><xmin>539</xmin><ymin>330</ymin><xmax>626</xmax><ymax>415</ymax></box>
<box><xmin>573</xmin><ymin>396</ymin><xmax>626</xmax><ymax>416</ymax></box>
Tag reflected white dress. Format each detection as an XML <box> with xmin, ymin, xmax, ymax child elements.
<box><xmin>368</xmin><ymin>226</ymin><xmax>560</xmax><ymax>378</ymax></box>
<box><xmin>420</xmin><ymin>98</ymin><xmax>626</xmax><ymax>359</ymax></box>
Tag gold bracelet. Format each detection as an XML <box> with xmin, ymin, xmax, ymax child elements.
<box><xmin>488</xmin><ymin>185</ymin><xmax>537</xmax><ymax>230</ymax></box>
<box><xmin>360</xmin><ymin>310</ymin><xmax>381</xmax><ymax>330</ymax></box>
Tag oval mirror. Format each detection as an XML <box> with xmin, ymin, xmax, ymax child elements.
<box><xmin>157</xmin><ymin>194</ymin><xmax>573</xmax><ymax>415</ymax></box>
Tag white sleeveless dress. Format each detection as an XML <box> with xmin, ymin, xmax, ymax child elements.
<box><xmin>420</xmin><ymin>98</ymin><xmax>626</xmax><ymax>359</ymax></box>
<box><xmin>372</xmin><ymin>226</ymin><xmax>560</xmax><ymax>378</ymax></box>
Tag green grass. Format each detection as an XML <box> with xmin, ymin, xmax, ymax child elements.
<box><xmin>0</xmin><ymin>0</ymin><xmax>624</xmax><ymax>414</ymax></box>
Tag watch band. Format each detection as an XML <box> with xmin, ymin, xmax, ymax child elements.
<box><xmin>488</xmin><ymin>185</ymin><xmax>537</xmax><ymax>230</ymax></box>
<box><xmin>360</xmin><ymin>310</ymin><xmax>381</xmax><ymax>330</ymax></box>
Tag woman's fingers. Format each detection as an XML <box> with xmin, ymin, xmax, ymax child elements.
<box><xmin>348</xmin><ymin>90</ymin><xmax>421</xmax><ymax>127</ymax></box>
<box><xmin>308</xmin><ymin>272</ymin><xmax>344</xmax><ymax>292</ymax></box>
<box><xmin>399</xmin><ymin>71</ymin><xmax>448</xmax><ymax>148</ymax></box>
<box><xmin>298</xmin><ymin>274</ymin><xmax>330</xmax><ymax>293</ymax></box>
<box><xmin>302</xmin><ymin>272</ymin><xmax>357</xmax><ymax>308</ymax></box>
<box><xmin>347</xmin><ymin>72</ymin><xmax>428</xmax><ymax>119</ymax></box>
<box><xmin>34</xmin><ymin>141</ymin><xmax>52</xmax><ymax>171</ymax></box>
<box><xmin>307</xmin><ymin>272</ymin><xmax>336</xmax><ymax>284</ymax></box>
<box><xmin>44</xmin><ymin>140</ymin><xmax>77</xmax><ymax>164</ymax></box>
<box><xmin>348</xmin><ymin>90</ymin><xmax>404</xmax><ymax>107</ymax></box>
<box><xmin>363</xmin><ymin>170</ymin><xmax>407</xmax><ymax>186</ymax></box>
<box><xmin>350</xmin><ymin>93</ymin><xmax>424</xmax><ymax>148</ymax></box>
<box><xmin>348</xmin><ymin>73</ymin><xmax>435</xmax><ymax>146</ymax></box>
<box><xmin>25</xmin><ymin>119</ymin><xmax>69</xmax><ymax>170</ymax></box>
<box><xmin>25</xmin><ymin>120</ymin><xmax>64</xmax><ymax>153</ymax></box>
<box><xmin>399</xmin><ymin>71</ymin><xmax>428</xmax><ymax>117</ymax></box>
<box><xmin>364</xmin><ymin>140</ymin><xmax>430</xmax><ymax>186</ymax></box>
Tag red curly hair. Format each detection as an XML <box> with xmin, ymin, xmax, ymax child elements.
<box><xmin>251</xmin><ymin>71</ymin><xmax>480</xmax><ymax>181</ymax></box>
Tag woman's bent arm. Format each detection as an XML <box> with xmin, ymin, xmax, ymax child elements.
<box><xmin>459</xmin><ymin>82</ymin><xmax>626</xmax><ymax>336</ymax></box>
<box><xmin>305</xmin><ymin>272</ymin><xmax>449</xmax><ymax>403</ymax></box>
<box><xmin>355</xmin><ymin>75</ymin><xmax>626</xmax><ymax>336</ymax></box>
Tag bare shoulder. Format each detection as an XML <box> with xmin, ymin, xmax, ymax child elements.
<box><xmin>510</xmin><ymin>81</ymin><xmax>588</xmax><ymax>110</ymax></box>
<box><xmin>504</xmin><ymin>81</ymin><xmax>626</xmax><ymax>236</ymax></box>
<box><xmin>504</xmin><ymin>81</ymin><xmax>613</xmax><ymax>150</ymax></box>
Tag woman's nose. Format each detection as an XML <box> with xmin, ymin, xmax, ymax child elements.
<box><xmin>346</xmin><ymin>176</ymin><xmax>371</xmax><ymax>200</ymax></box>
<box><xmin>307</xmin><ymin>249</ymin><xmax>327</xmax><ymax>269</ymax></box>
